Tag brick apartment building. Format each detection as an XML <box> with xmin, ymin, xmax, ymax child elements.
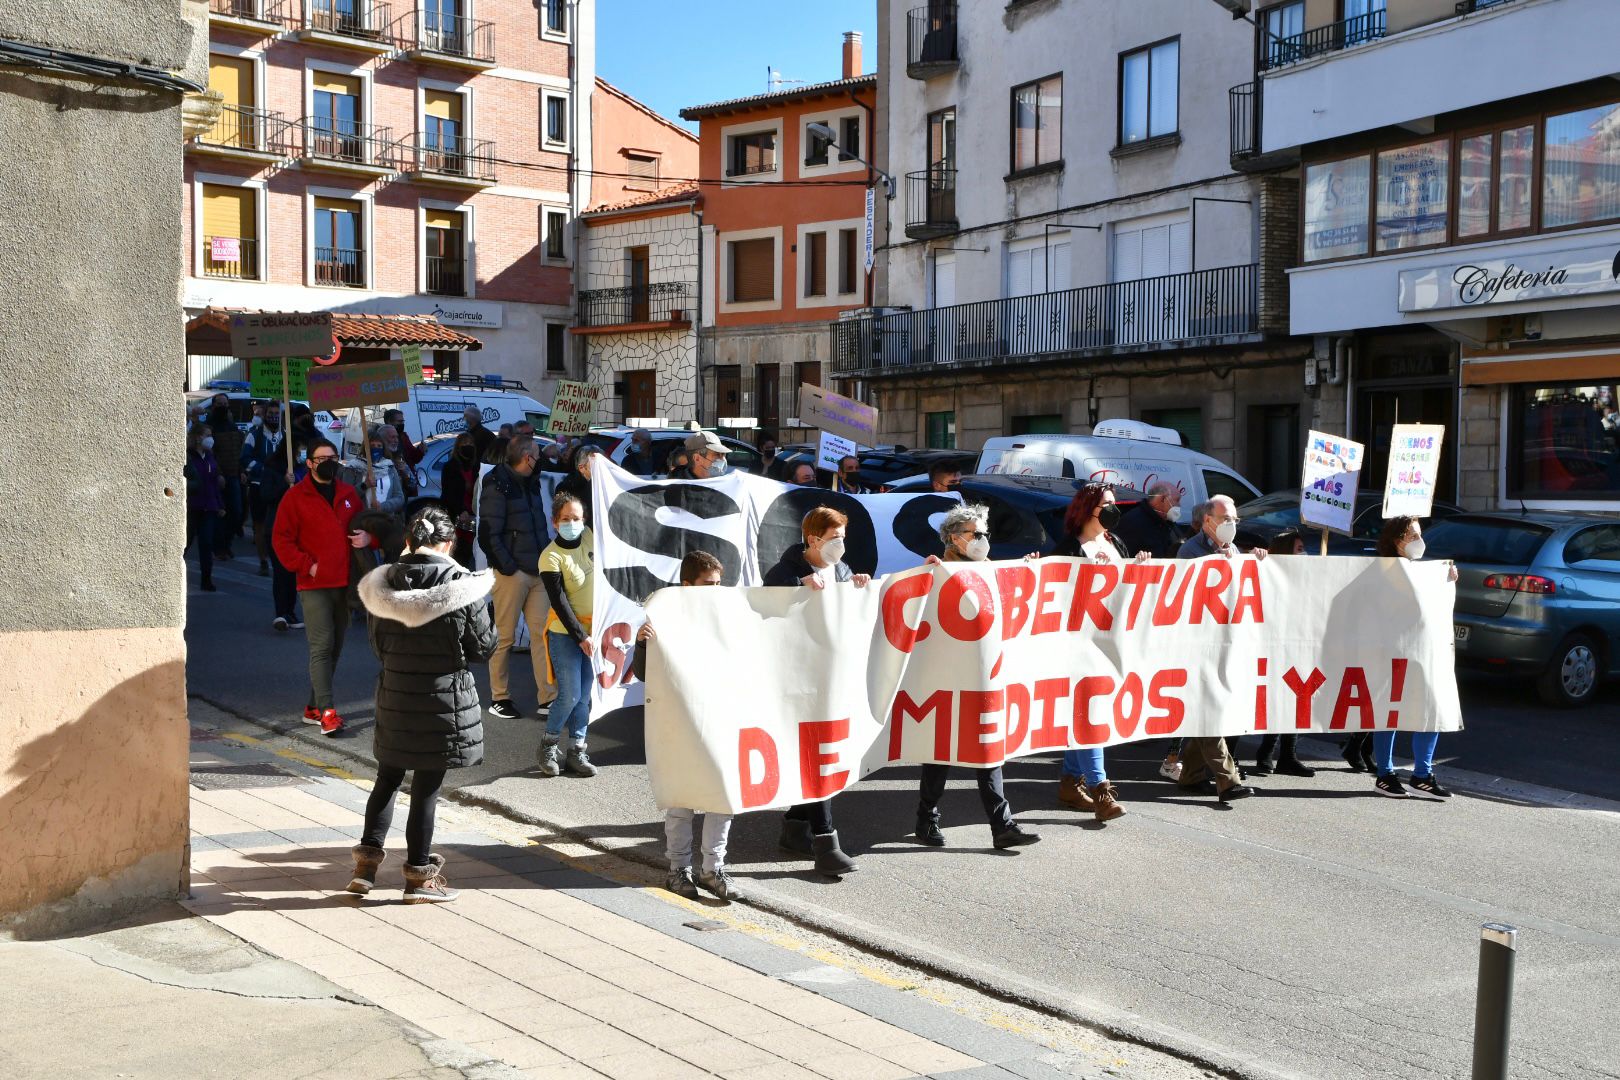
<box><xmin>183</xmin><ymin>0</ymin><xmax>596</xmax><ymax>395</ymax></box>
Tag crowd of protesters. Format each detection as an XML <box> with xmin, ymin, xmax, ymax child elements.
<box><xmin>185</xmin><ymin>407</ymin><xmax>1457</xmax><ymax>905</ymax></box>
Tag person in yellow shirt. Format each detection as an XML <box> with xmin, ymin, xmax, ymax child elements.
<box><xmin>537</xmin><ymin>493</ymin><xmax>596</xmax><ymax>778</ymax></box>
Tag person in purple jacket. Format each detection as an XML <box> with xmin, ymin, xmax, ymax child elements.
<box><xmin>184</xmin><ymin>423</ymin><xmax>227</xmax><ymax>593</ymax></box>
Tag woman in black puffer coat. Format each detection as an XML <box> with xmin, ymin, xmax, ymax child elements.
<box><xmin>350</xmin><ymin>506</ymin><xmax>496</xmax><ymax>904</ymax></box>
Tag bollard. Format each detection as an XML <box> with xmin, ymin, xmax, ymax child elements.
<box><xmin>1471</xmin><ymin>923</ymin><xmax>1518</xmax><ymax>1080</ymax></box>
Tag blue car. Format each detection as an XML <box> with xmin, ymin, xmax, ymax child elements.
<box><xmin>1423</xmin><ymin>511</ymin><xmax>1620</xmax><ymax>707</ymax></box>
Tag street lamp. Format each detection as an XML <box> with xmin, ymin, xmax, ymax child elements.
<box><xmin>806</xmin><ymin>122</ymin><xmax>895</xmax><ymax>200</ymax></box>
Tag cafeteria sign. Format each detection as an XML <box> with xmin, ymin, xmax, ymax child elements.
<box><xmin>1398</xmin><ymin>243</ymin><xmax>1620</xmax><ymax>311</ymax></box>
<box><xmin>307</xmin><ymin>360</ymin><xmax>410</xmax><ymax>412</ymax></box>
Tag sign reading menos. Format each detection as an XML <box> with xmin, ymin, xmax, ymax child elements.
<box><xmin>1398</xmin><ymin>243</ymin><xmax>1620</xmax><ymax>311</ymax></box>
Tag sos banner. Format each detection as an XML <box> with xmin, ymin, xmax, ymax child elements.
<box><xmin>589</xmin><ymin>462</ymin><xmax>962</xmax><ymax>717</ymax></box>
<box><xmin>639</xmin><ymin>555</ymin><xmax>1462</xmax><ymax>814</ymax></box>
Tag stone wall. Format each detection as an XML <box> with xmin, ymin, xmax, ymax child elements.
<box><xmin>1458</xmin><ymin>384</ymin><xmax>1502</xmax><ymax>510</ymax></box>
<box><xmin>703</xmin><ymin>324</ymin><xmax>831</xmax><ymax>437</ymax></box>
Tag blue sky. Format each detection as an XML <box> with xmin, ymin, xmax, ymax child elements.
<box><xmin>595</xmin><ymin>1</ymin><xmax>878</xmax><ymax>131</ymax></box>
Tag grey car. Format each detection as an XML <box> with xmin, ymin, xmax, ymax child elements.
<box><xmin>1423</xmin><ymin>511</ymin><xmax>1620</xmax><ymax>707</ymax></box>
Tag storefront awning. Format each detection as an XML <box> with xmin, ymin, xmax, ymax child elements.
<box><xmin>184</xmin><ymin>307</ymin><xmax>484</xmax><ymax>355</ymax></box>
<box><xmin>1460</xmin><ymin>346</ymin><xmax>1620</xmax><ymax>386</ymax></box>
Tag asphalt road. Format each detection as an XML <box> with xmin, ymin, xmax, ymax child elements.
<box><xmin>187</xmin><ymin>553</ymin><xmax>1620</xmax><ymax>1080</ymax></box>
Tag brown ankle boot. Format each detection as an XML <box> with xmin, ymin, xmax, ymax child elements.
<box><xmin>346</xmin><ymin>844</ymin><xmax>386</xmax><ymax>895</ymax></box>
<box><xmin>1058</xmin><ymin>775</ymin><xmax>1095</xmax><ymax>810</ymax></box>
<box><xmin>1088</xmin><ymin>781</ymin><xmax>1126</xmax><ymax>822</ymax></box>
<box><xmin>402</xmin><ymin>854</ymin><xmax>459</xmax><ymax>904</ymax></box>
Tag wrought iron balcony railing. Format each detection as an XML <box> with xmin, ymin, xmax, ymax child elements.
<box><xmin>315</xmin><ymin>246</ymin><xmax>366</xmax><ymax>288</ymax></box>
<box><xmin>832</xmin><ymin>264</ymin><xmax>1259</xmax><ymax>375</ymax></box>
<box><xmin>1259</xmin><ymin>10</ymin><xmax>1386</xmax><ymax>71</ymax></box>
<box><xmin>905</xmin><ymin>168</ymin><xmax>957</xmax><ymax>239</ymax></box>
<box><xmin>906</xmin><ymin>3</ymin><xmax>958</xmax><ymax>78</ymax></box>
<box><xmin>426</xmin><ymin>255</ymin><xmax>466</xmax><ymax>296</ymax></box>
<box><xmin>1229</xmin><ymin>82</ymin><xmax>1257</xmax><ymax>162</ymax></box>
<box><xmin>202</xmin><ymin>236</ymin><xmax>259</xmax><ymax>280</ymax></box>
<box><xmin>577</xmin><ymin>282</ymin><xmax>692</xmax><ymax>328</ymax></box>
<box><xmin>208</xmin><ymin>0</ymin><xmax>288</xmax><ymax>23</ymax></box>
<box><xmin>195</xmin><ymin>104</ymin><xmax>286</xmax><ymax>154</ymax></box>
<box><xmin>397</xmin><ymin>131</ymin><xmax>496</xmax><ymax>182</ymax></box>
<box><xmin>405</xmin><ymin>7</ymin><xmax>495</xmax><ymax>61</ymax></box>
<box><xmin>276</xmin><ymin>117</ymin><xmax>395</xmax><ymax>169</ymax></box>
<box><xmin>299</xmin><ymin>0</ymin><xmax>393</xmax><ymax>41</ymax></box>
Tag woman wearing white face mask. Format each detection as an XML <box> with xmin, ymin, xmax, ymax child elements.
<box><xmin>1369</xmin><ymin>516</ymin><xmax>1459</xmax><ymax>800</ymax></box>
<box><xmin>913</xmin><ymin>505</ymin><xmax>1042</xmax><ymax>849</ymax></box>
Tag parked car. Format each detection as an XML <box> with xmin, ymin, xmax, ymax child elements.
<box><xmin>580</xmin><ymin>425</ymin><xmax>765</xmax><ymax>475</ymax></box>
<box><xmin>886</xmin><ymin>473</ymin><xmax>1157</xmax><ymax>559</ymax></box>
<box><xmin>386</xmin><ymin>376</ymin><xmax>550</xmax><ymax>447</ymax></box>
<box><xmin>410</xmin><ymin>431</ymin><xmax>562</xmax><ymax>504</ymax></box>
<box><xmin>768</xmin><ymin>445</ymin><xmax>973</xmax><ymax>487</ymax></box>
<box><xmin>1234</xmin><ymin>490</ymin><xmax>1464</xmax><ymax>554</ymax></box>
<box><xmin>976</xmin><ymin>420</ymin><xmax>1262</xmax><ymax>509</ymax></box>
<box><xmin>1423</xmin><ymin>511</ymin><xmax>1620</xmax><ymax>707</ymax></box>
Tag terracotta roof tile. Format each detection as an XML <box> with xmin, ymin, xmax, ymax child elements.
<box><xmin>583</xmin><ymin>181</ymin><xmax>701</xmax><ymax>217</ymax></box>
<box><xmin>680</xmin><ymin>74</ymin><xmax>875</xmax><ymax>120</ymax></box>
<box><xmin>186</xmin><ymin>308</ymin><xmax>483</xmax><ymax>350</ymax></box>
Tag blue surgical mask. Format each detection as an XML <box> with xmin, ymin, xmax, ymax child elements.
<box><xmin>558</xmin><ymin>520</ymin><xmax>585</xmax><ymax>542</ymax></box>
<box><xmin>707</xmin><ymin>456</ymin><xmax>729</xmax><ymax>477</ymax></box>
<box><xmin>371</xmin><ymin>448</ymin><xmax>386</xmax><ymax>463</ymax></box>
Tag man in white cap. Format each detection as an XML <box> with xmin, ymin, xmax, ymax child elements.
<box><xmin>670</xmin><ymin>431</ymin><xmax>730</xmax><ymax>481</ymax></box>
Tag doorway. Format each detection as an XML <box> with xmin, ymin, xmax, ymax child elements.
<box><xmin>626</xmin><ymin>246</ymin><xmax>650</xmax><ymax>323</ymax></box>
<box><xmin>1247</xmin><ymin>403</ymin><xmax>1300</xmax><ymax>493</ymax></box>
<box><xmin>624</xmin><ymin>369</ymin><xmax>656</xmax><ymax>421</ymax></box>
<box><xmin>1353</xmin><ymin>333</ymin><xmax>1457</xmax><ymax>503</ymax></box>
<box><xmin>756</xmin><ymin>364</ymin><xmax>780</xmax><ymax>441</ymax></box>
<box><xmin>715</xmin><ymin>365</ymin><xmax>741</xmax><ymax>425</ymax></box>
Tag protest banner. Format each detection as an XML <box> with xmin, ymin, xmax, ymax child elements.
<box><xmin>640</xmin><ymin>555</ymin><xmax>1462</xmax><ymax>814</ymax></box>
<box><xmin>548</xmin><ymin>380</ymin><xmax>599</xmax><ymax>437</ymax></box>
<box><xmin>589</xmin><ymin>461</ymin><xmax>962</xmax><ymax>717</ymax></box>
<box><xmin>307</xmin><ymin>359</ymin><xmax>410</xmax><ymax>412</ymax></box>
<box><xmin>249</xmin><ymin>357</ymin><xmax>310</xmax><ymax>400</ymax></box>
<box><xmin>1300</xmin><ymin>430</ymin><xmax>1365</xmax><ymax>536</ymax></box>
<box><xmin>799</xmin><ymin>384</ymin><xmax>878</xmax><ymax>445</ymax></box>
<box><xmin>1383</xmin><ymin>424</ymin><xmax>1446</xmax><ymax>518</ymax></box>
<box><xmin>229</xmin><ymin>311</ymin><xmax>334</xmax><ymax>359</ymax></box>
<box><xmin>817</xmin><ymin>431</ymin><xmax>858</xmax><ymax>471</ymax></box>
<box><xmin>401</xmin><ymin>344</ymin><xmax>425</xmax><ymax>386</ymax></box>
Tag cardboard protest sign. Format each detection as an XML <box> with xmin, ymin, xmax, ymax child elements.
<box><xmin>817</xmin><ymin>431</ymin><xmax>858</xmax><ymax>471</ymax></box>
<box><xmin>307</xmin><ymin>360</ymin><xmax>409</xmax><ymax>412</ymax></box>
<box><xmin>799</xmin><ymin>384</ymin><xmax>877</xmax><ymax>445</ymax></box>
<box><xmin>641</xmin><ymin>556</ymin><xmax>1462</xmax><ymax>814</ymax></box>
<box><xmin>229</xmin><ymin>311</ymin><xmax>334</xmax><ymax>359</ymax></box>
<box><xmin>401</xmin><ymin>344</ymin><xmax>425</xmax><ymax>386</ymax></box>
<box><xmin>1300</xmin><ymin>430</ymin><xmax>1365</xmax><ymax>536</ymax></box>
<box><xmin>249</xmin><ymin>357</ymin><xmax>311</xmax><ymax>400</ymax></box>
<box><xmin>548</xmin><ymin>380</ymin><xmax>599</xmax><ymax>437</ymax></box>
<box><xmin>1383</xmin><ymin>424</ymin><xmax>1446</xmax><ymax>518</ymax></box>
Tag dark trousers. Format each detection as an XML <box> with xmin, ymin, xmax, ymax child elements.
<box><xmin>185</xmin><ymin>509</ymin><xmax>218</xmax><ymax>584</ymax></box>
<box><xmin>270</xmin><ymin>551</ymin><xmax>298</xmax><ymax>621</ymax></box>
<box><xmin>1255</xmin><ymin>734</ymin><xmax>1301</xmax><ymax>764</ymax></box>
<box><xmin>250</xmin><ymin>484</ymin><xmax>271</xmax><ymax>565</ymax></box>
<box><xmin>302</xmin><ymin>587</ymin><xmax>347</xmax><ymax>710</ymax></box>
<box><xmin>784</xmin><ymin>800</ymin><xmax>834</xmax><ymax>835</ymax></box>
<box><xmin>917</xmin><ymin>764</ymin><xmax>1012</xmax><ymax>832</ymax></box>
<box><xmin>216</xmin><ymin>475</ymin><xmax>243</xmax><ymax>553</ymax></box>
<box><xmin>361</xmin><ymin>766</ymin><xmax>446</xmax><ymax>866</ymax></box>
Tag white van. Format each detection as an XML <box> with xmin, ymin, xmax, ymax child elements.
<box><xmin>977</xmin><ymin>420</ymin><xmax>1262</xmax><ymax>508</ymax></box>
<box><xmin>387</xmin><ymin>376</ymin><xmax>551</xmax><ymax>445</ymax></box>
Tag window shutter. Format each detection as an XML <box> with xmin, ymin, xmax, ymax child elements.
<box><xmin>1112</xmin><ymin>228</ymin><xmax>1142</xmax><ymax>283</ymax></box>
<box><xmin>202</xmin><ymin>185</ymin><xmax>254</xmax><ymax>240</ymax></box>
<box><xmin>1168</xmin><ymin>221</ymin><xmax>1191</xmax><ymax>275</ymax></box>
<box><xmin>838</xmin><ymin>228</ymin><xmax>857</xmax><ymax>294</ymax></box>
<box><xmin>423</xmin><ymin>89</ymin><xmax>461</xmax><ymax>122</ymax></box>
<box><xmin>208</xmin><ymin>56</ymin><xmax>253</xmax><ymax>108</ymax></box>
<box><xmin>312</xmin><ymin>71</ymin><xmax>361</xmax><ymax>97</ymax></box>
<box><xmin>806</xmin><ymin>232</ymin><xmax>827</xmax><ymax>296</ymax></box>
<box><xmin>626</xmin><ymin>153</ymin><xmax>658</xmax><ymax>190</ymax></box>
<box><xmin>731</xmin><ymin>237</ymin><xmax>774</xmax><ymax>303</ymax></box>
<box><xmin>424</xmin><ymin>208</ymin><xmax>461</xmax><ymax>230</ymax></box>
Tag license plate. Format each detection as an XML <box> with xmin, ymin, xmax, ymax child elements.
<box><xmin>1454</xmin><ymin>624</ymin><xmax>1470</xmax><ymax>642</ymax></box>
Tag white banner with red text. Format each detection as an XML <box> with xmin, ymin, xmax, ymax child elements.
<box><xmin>639</xmin><ymin>555</ymin><xmax>1462</xmax><ymax>814</ymax></box>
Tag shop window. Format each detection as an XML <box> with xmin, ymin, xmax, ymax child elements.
<box><xmin>1303</xmin><ymin>156</ymin><xmax>1371</xmax><ymax>262</ymax></box>
<box><xmin>1509</xmin><ymin>383</ymin><xmax>1620</xmax><ymax>500</ymax></box>
<box><xmin>1543</xmin><ymin>102</ymin><xmax>1620</xmax><ymax>229</ymax></box>
<box><xmin>1376</xmin><ymin>139</ymin><xmax>1449</xmax><ymax>252</ymax></box>
<box><xmin>926</xmin><ymin>410</ymin><xmax>956</xmax><ymax>450</ymax></box>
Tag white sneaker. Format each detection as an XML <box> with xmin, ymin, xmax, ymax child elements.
<box><xmin>1158</xmin><ymin>758</ymin><xmax>1183</xmax><ymax>782</ymax></box>
<box><xmin>272</xmin><ymin>617</ymin><xmax>289</xmax><ymax>632</ymax></box>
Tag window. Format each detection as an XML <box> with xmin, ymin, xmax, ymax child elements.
<box><xmin>805</xmin><ymin>126</ymin><xmax>833</xmax><ymax>168</ymax></box>
<box><xmin>1120</xmin><ymin>40</ymin><xmax>1178</xmax><ymax>146</ymax></box>
<box><xmin>424</xmin><ymin>208</ymin><xmax>465</xmax><ymax>296</ymax></box>
<box><xmin>545</xmin><ymin>209</ymin><xmax>568</xmax><ymax>261</ymax></box>
<box><xmin>422</xmin><ymin>88</ymin><xmax>464</xmax><ymax>170</ymax></box>
<box><xmin>805</xmin><ymin>231</ymin><xmax>827</xmax><ymax>296</ymax></box>
<box><xmin>546</xmin><ymin>323</ymin><xmax>567</xmax><ymax>373</ymax></box>
<box><xmin>543</xmin><ymin>93</ymin><xmax>568</xmax><ymax>146</ymax></box>
<box><xmin>840</xmin><ymin>116</ymin><xmax>861</xmax><ymax>162</ymax></box>
<box><xmin>1111</xmin><ymin>216</ymin><xmax>1188</xmax><ymax>282</ymax></box>
<box><xmin>926</xmin><ymin>410</ymin><xmax>956</xmax><ymax>450</ymax></box>
<box><xmin>1260</xmin><ymin>2</ymin><xmax>1304</xmax><ymax>68</ymax></box>
<box><xmin>311</xmin><ymin>71</ymin><xmax>362</xmax><ymax>161</ymax></box>
<box><xmin>200</xmin><ymin>183</ymin><xmax>258</xmax><ymax>280</ymax></box>
<box><xmin>1565</xmin><ymin>525</ymin><xmax>1620</xmax><ymax>567</ymax></box>
<box><xmin>1010</xmin><ymin>74</ymin><xmax>1061</xmax><ymax>172</ymax></box>
<box><xmin>314</xmin><ymin>196</ymin><xmax>363</xmax><ymax>287</ymax></box>
<box><xmin>728</xmin><ymin>130</ymin><xmax>776</xmax><ymax>177</ymax></box>
<box><xmin>206</xmin><ymin>54</ymin><xmax>258</xmax><ymax>148</ymax></box>
<box><xmin>544</xmin><ymin>0</ymin><xmax>567</xmax><ymax>36</ymax></box>
<box><xmin>729</xmin><ymin>237</ymin><xmax>775</xmax><ymax>303</ymax></box>
<box><xmin>1543</xmin><ymin>102</ymin><xmax>1620</xmax><ymax>228</ymax></box>
<box><xmin>838</xmin><ymin>228</ymin><xmax>858</xmax><ymax>295</ymax></box>
<box><xmin>1302</xmin><ymin>155</ymin><xmax>1372</xmax><ymax>261</ymax></box>
<box><xmin>1455</xmin><ymin>123</ymin><xmax>1537</xmax><ymax>240</ymax></box>
<box><xmin>625</xmin><ymin>152</ymin><xmax>658</xmax><ymax>191</ymax></box>
<box><xmin>794</xmin><ymin>361</ymin><xmax>821</xmax><ymax>413</ymax></box>
<box><xmin>1376</xmin><ymin>138</ymin><xmax>1449</xmax><ymax>251</ymax></box>
<box><xmin>1508</xmin><ymin>382</ymin><xmax>1620</xmax><ymax>500</ymax></box>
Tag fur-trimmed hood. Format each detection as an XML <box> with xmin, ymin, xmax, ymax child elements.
<box><xmin>359</xmin><ymin>552</ymin><xmax>493</xmax><ymax>628</ymax></box>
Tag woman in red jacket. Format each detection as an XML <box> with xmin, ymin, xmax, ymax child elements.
<box><xmin>272</xmin><ymin>438</ymin><xmax>370</xmax><ymax>736</ymax></box>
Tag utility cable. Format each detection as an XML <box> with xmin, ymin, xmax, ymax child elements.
<box><xmin>0</xmin><ymin>37</ymin><xmax>204</xmax><ymax>95</ymax></box>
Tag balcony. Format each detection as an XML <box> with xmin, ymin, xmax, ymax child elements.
<box><xmin>276</xmin><ymin>118</ymin><xmax>396</xmax><ymax>177</ymax></box>
<box><xmin>401</xmin><ymin>8</ymin><xmax>495</xmax><ymax>68</ymax></box>
<box><xmin>395</xmin><ymin>132</ymin><xmax>496</xmax><ymax>187</ymax></box>
<box><xmin>905</xmin><ymin>3</ymin><xmax>958</xmax><ymax>79</ymax></box>
<box><xmin>1259</xmin><ymin>10</ymin><xmax>1386</xmax><ymax>73</ymax></box>
<box><xmin>189</xmin><ymin>104</ymin><xmax>287</xmax><ymax>164</ymax></box>
<box><xmin>208</xmin><ymin>0</ymin><xmax>287</xmax><ymax>33</ymax></box>
<box><xmin>831</xmin><ymin>264</ymin><xmax>1260</xmax><ymax>376</ymax></box>
<box><xmin>905</xmin><ymin>168</ymin><xmax>956</xmax><ymax>240</ymax></box>
<box><xmin>293</xmin><ymin>1</ymin><xmax>395</xmax><ymax>53</ymax></box>
<box><xmin>315</xmin><ymin>246</ymin><xmax>366</xmax><ymax>289</ymax></box>
<box><xmin>426</xmin><ymin>255</ymin><xmax>466</xmax><ymax>297</ymax></box>
<box><xmin>201</xmin><ymin>236</ymin><xmax>260</xmax><ymax>281</ymax></box>
<box><xmin>573</xmin><ymin>282</ymin><xmax>692</xmax><ymax>334</ymax></box>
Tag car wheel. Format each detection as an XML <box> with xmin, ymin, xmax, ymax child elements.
<box><xmin>1537</xmin><ymin>634</ymin><xmax>1601</xmax><ymax>708</ymax></box>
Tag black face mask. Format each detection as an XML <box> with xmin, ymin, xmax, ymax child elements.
<box><xmin>209</xmin><ymin>409</ymin><xmax>232</xmax><ymax>428</ymax></box>
<box><xmin>1098</xmin><ymin>504</ymin><xmax>1122</xmax><ymax>530</ymax></box>
<box><xmin>313</xmin><ymin>459</ymin><xmax>339</xmax><ymax>483</ymax></box>
<box><xmin>264</xmin><ymin>416</ymin><xmax>280</xmax><ymax>430</ymax></box>
<box><xmin>456</xmin><ymin>446</ymin><xmax>475</xmax><ymax>462</ymax></box>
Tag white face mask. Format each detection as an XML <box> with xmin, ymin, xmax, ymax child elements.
<box><xmin>200</xmin><ymin>436</ymin><xmax>215</xmax><ymax>451</ymax></box>
<box><xmin>706</xmin><ymin>455</ymin><xmax>729</xmax><ymax>477</ymax></box>
<box><xmin>1403</xmin><ymin>538</ymin><xmax>1426</xmax><ymax>561</ymax></box>
<box><xmin>1214</xmin><ymin>520</ymin><xmax>1238</xmax><ymax>546</ymax></box>
<box><xmin>1166</xmin><ymin>505</ymin><xmax>1183</xmax><ymax>523</ymax></box>
<box><xmin>965</xmin><ymin>537</ymin><xmax>991</xmax><ymax>561</ymax></box>
<box><xmin>820</xmin><ymin>537</ymin><xmax>846</xmax><ymax>564</ymax></box>
<box><xmin>557</xmin><ymin>520</ymin><xmax>585</xmax><ymax>542</ymax></box>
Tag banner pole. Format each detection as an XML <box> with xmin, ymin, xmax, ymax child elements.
<box><xmin>357</xmin><ymin>406</ymin><xmax>376</xmax><ymax>508</ymax></box>
<box><xmin>281</xmin><ymin>357</ymin><xmax>294</xmax><ymax>482</ymax></box>
<box><xmin>1320</xmin><ymin>529</ymin><xmax>1329</xmax><ymax>557</ymax></box>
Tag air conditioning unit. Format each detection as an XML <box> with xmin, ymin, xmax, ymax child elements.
<box><xmin>1092</xmin><ymin>419</ymin><xmax>1184</xmax><ymax>446</ymax></box>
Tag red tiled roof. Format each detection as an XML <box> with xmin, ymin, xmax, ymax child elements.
<box><xmin>583</xmin><ymin>181</ymin><xmax>701</xmax><ymax>217</ymax></box>
<box><xmin>680</xmin><ymin>74</ymin><xmax>875</xmax><ymax>120</ymax></box>
<box><xmin>186</xmin><ymin>308</ymin><xmax>483</xmax><ymax>350</ymax></box>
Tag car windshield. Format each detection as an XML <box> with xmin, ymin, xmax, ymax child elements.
<box><xmin>1233</xmin><ymin>493</ymin><xmax>1302</xmax><ymax>531</ymax></box>
<box><xmin>1422</xmin><ymin>518</ymin><xmax>1550</xmax><ymax>567</ymax></box>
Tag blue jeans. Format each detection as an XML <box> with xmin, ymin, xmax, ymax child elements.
<box><xmin>1062</xmin><ymin>748</ymin><xmax>1107</xmax><ymax>787</ymax></box>
<box><xmin>545</xmin><ymin>631</ymin><xmax>592</xmax><ymax>742</ymax></box>
<box><xmin>1372</xmin><ymin>730</ymin><xmax>1440</xmax><ymax>779</ymax></box>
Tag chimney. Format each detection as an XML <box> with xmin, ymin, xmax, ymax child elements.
<box><xmin>842</xmin><ymin>31</ymin><xmax>862</xmax><ymax>80</ymax></box>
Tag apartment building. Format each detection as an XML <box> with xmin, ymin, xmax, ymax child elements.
<box><xmin>1246</xmin><ymin>0</ymin><xmax>1620</xmax><ymax>511</ymax></box>
<box><xmin>680</xmin><ymin>34</ymin><xmax>876</xmax><ymax>444</ymax></box>
<box><xmin>183</xmin><ymin>0</ymin><xmax>595</xmax><ymax>395</ymax></box>
<box><xmin>858</xmin><ymin>1</ymin><xmax>1313</xmax><ymax>492</ymax></box>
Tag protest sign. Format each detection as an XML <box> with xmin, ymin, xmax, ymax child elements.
<box><xmin>641</xmin><ymin>556</ymin><xmax>1462</xmax><ymax>814</ymax></box>
<box><xmin>401</xmin><ymin>344</ymin><xmax>425</xmax><ymax>386</ymax></box>
<box><xmin>307</xmin><ymin>360</ymin><xmax>409</xmax><ymax>412</ymax></box>
<box><xmin>817</xmin><ymin>431</ymin><xmax>858</xmax><ymax>471</ymax></box>
<box><xmin>1300</xmin><ymin>430</ymin><xmax>1365</xmax><ymax>536</ymax></box>
<box><xmin>799</xmin><ymin>384</ymin><xmax>878</xmax><ymax>445</ymax></box>
<box><xmin>589</xmin><ymin>461</ymin><xmax>962</xmax><ymax>717</ymax></box>
<box><xmin>548</xmin><ymin>380</ymin><xmax>599</xmax><ymax>436</ymax></box>
<box><xmin>229</xmin><ymin>311</ymin><xmax>334</xmax><ymax>359</ymax></box>
<box><xmin>249</xmin><ymin>357</ymin><xmax>311</xmax><ymax>400</ymax></box>
<box><xmin>1383</xmin><ymin>424</ymin><xmax>1446</xmax><ymax>518</ymax></box>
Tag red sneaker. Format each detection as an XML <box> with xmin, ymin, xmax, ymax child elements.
<box><xmin>302</xmin><ymin>706</ymin><xmax>321</xmax><ymax>724</ymax></box>
<box><xmin>319</xmin><ymin>709</ymin><xmax>344</xmax><ymax>737</ymax></box>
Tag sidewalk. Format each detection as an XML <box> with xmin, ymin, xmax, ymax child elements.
<box><xmin>177</xmin><ymin>710</ymin><xmax>1169</xmax><ymax>1080</ymax></box>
